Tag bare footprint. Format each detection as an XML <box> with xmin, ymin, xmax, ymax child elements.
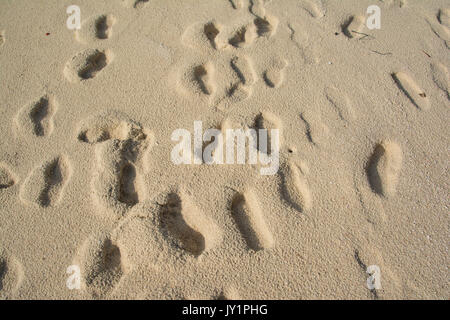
<box><xmin>76</xmin><ymin>14</ymin><xmax>116</xmax><ymax>44</ymax></box>
<box><xmin>182</xmin><ymin>21</ymin><xmax>228</xmax><ymax>51</ymax></box>
<box><xmin>325</xmin><ymin>86</ymin><xmax>356</xmax><ymax>121</ymax></box>
<box><xmin>228</xmin><ymin>23</ymin><xmax>257</xmax><ymax>48</ymax></box>
<box><xmin>254</xmin><ymin>111</ymin><xmax>283</xmax><ymax>154</ymax></box>
<box><xmin>287</xmin><ymin>22</ymin><xmax>319</xmax><ymax>64</ymax></box>
<box><xmin>281</xmin><ymin>161</ymin><xmax>312</xmax><ymax>212</ymax></box>
<box><xmin>177</xmin><ymin>61</ymin><xmax>217</xmax><ymax>102</ymax></box>
<box><xmin>342</xmin><ymin>15</ymin><xmax>366</xmax><ymax>39</ymax></box>
<box><xmin>193</xmin><ymin>63</ymin><xmax>216</xmax><ymax>96</ymax></box>
<box><xmin>299</xmin><ymin>0</ymin><xmax>325</xmax><ymax>18</ymax></box>
<box><xmin>231</xmin><ymin>55</ymin><xmax>257</xmax><ymax>86</ymax></box>
<box><xmin>75</xmin><ymin>231</ymin><xmax>127</xmax><ymax>298</ymax></box>
<box><xmin>0</xmin><ymin>249</ymin><xmax>24</xmax><ymax>299</ymax></box>
<box><xmin>15</xmin><ymin>95</ymin><xmax>57</xmax><ymax>138</ymax></box>
<box><xmin>392</xmin><ymin>72</ymin><xmax>430</xmax><ymax>110</ymax></box>
<box><xmin>353</xmin><ymin>247</ymin><xmax>383</xmax><ymax>299</ymax></box>
<box><xmin>366</xmin><ymin>140</ymin><xmax>403</xmax><ymax>198</ymax></box>
<box><xmin>20</xmin><ymin>155</ymin><xmax>72</xmax><ymax>207</ymax></box>
<box><xmin>300</xmin><ymin>110</ymin><xmax>329</xmax><ymax>146</ymax></box>
<box><xmin>159</xmin><ymin>190</ymin><xmax>221</xmax><ymax>256</ymax></box>
<box><xmin>0</xmin><ymin>164</ymin><xmax>16</xmax><ymax>189</ymax></box>
<box><xmin>78</xmin><ymin>111</ymin><xmax>153</xmax><ymax>219</ymax></box>
<box><xmin>263</xmin><ymin>58</ymin><xmax>288</xmax><ymax>88</ymax></box>
<box><xmin>430</xmin><ymin>61</ymin><xmax>449</xmax><ymax>100</ymax></box>
<box><xmin>64</xmin><ymin>49</ymin><xmax>113</xmax><ymax>83</ymax></box>
<box><xmin>254</xmin><ymin>14</ymin><xmax>279</xmax><ymax>38</ymax></box>
<box><xmin>231</xmin><ymin>189</ymin><xmax>274</xmax><ymax>251</ymax></box>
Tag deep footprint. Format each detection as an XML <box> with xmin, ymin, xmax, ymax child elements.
<box><xmin>20</xmin><ymin>155</ymin><xmax>72</xmax><ymax>207</ymax></box>
<box><xmin>15</xmin><ymin>95</ymin><xmax>57</xmax><ymax>137</ymax></box>
<box><xmin>64</xmin><ymin>49</ymin><xmax>113</xmax><ymax>82</ymax></box>
<box><xmin>76</xmin><ymin>232</ymin><xmax>126</xmax><ymax>298</ymax></box>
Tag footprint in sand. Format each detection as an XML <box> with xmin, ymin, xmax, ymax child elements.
<box><xmin>64</xmin><ymin>49</ymin><xmax>113</xmax><ymax>83</ymax></box>
<box><xmin>177</xmin><ymin>6</ymin><xmax>282</xmax><ymax>106</ymax></box>
<box><xmin>74</xmin><ymin>231</ymin><xmax>127</xmax><ymax>298</ymax></box>
<box><xmin>77</xmin><ymin>111</ymin><xmax>153</xmax><ymax>219</ymax></box>
<box><xmin>76</xmin><ymin>14</ymin><xmax>116</xmax><ymax>44</ymax></box>
<box><xmin>392</xmin><ymin>72</ymin><xmax>430</xmax><ymax>111</ymax></box>
<box><xmin>438</xmin><ymin>8</ymin><xmax>450</xmax><ymax>28</ymax></box>
<box><xmin>15</xmin><ymin>95</ymin><xmax>57</xmax><ymax>138</ymax></box>
<box><xmin>0</xmin><ymin>30</ymin><xmax>4</xmax><ymax>47</ymax></box>
<box><xmin>430</xmin><ymin>61</ymin><xmax>449</xmax><ymax>100</ymax></box>
<box><xmin>0</xmin><ymin>249</ymin><xmax>24</xmax><ymax>299</ymax></box>
<box><xmin>300</xmin><ymin>110</ymin><xmax>329</xmax><ymax>146</ymax></box>
<box><xmin>342</xmin><ymin>15</ymin><xmax>366</xmax><ymax>39</ymax></box>
<box><xmin>299</xmin><ymin>0</ymin><xmax>325</xmax><ymax>18</ymax></box>
<box><xmin>254</xmin><ymin>111</ymin><xmax>283</xmax><ymax>154</ymax></box>
<box><xmin>287</xmin><ymin>22</ymin><xmax>320</xmax><ymax>65</ymax></box>
<box><xmin>281</xmin><ymin>161</ymin><xmax>313</xmax><ymax>212</ymax></box>
<box><xmin>182</xmin><ymin>21</ymin><xmax>228</xmax><ymax>51</ymax></box>
<box><xmin>250</xmin><ymin>0</ymin><xmax>279</xmax><ymax>37</ymax></box>
<box><xmin>0</xmin><ymin>164</ymin><xmax>16</xmax><ymax>189</ymax></box>
<box><xmin>159</xmin><ymin>189</ymin><xmax>222</xmax><ymax>257</ymax></box>
<box><xmin>428</xmin><ymin>8</ymin><xmax>450</xmax><ymax>47</ymax></box>
<box><xmin>353</xmin><ymin>247</ymin><xmax>384</xmax><ymax>299</ymax></box>
<box><xmin>122</xmin><ymin>0</ymin><xmax>149</xmax><ymax>9</ymax></box>
<box><xmin>263</xmin><ymin>58</ymin><xmax>288</xmax><ymax>88</ymax></box>
<box><xmin>325</xmin><ymin>86</ymin><xmax>356</xmax><ymax>121</ymax></box>
<box><xmin>366</xmin><ymin>140</ymin><xmax>403</xmax><ymax>198</ymax></box>
<box><xmin>228</xmin><ymin>23</ymin><xmax>258</xmax><ymax>48</ymax></box>
<box><xmin>228</xmin><ymin>55</ymin><xmax>257</xmax><ymax>102</ymax></box>
<box><xmin>20</xmin><ymin>155</ymin><xmax>72</xmax><ymax>208</ymax></box>
<box><xmin>175</xmin><ymin>61</ymin><xmax>217</xmax><ymax>103</ymax></box>
<box><xmin>229</xmin><ymin>0</ymin><xmax>245</xmax><ymax>10</ymax></box>
<box><xmin>231</xmin><ymin>189</ymin><xmax>274</xmax><ymax>251</ymax></box>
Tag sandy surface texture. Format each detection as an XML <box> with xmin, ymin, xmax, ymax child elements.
<box><xmin>0</xmin><ymin>0</ymin><xmax>449</xmax><ymax>299</ymax></box>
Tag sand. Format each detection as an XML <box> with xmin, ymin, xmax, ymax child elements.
<box><xmin>0</xmin><ymin>0</ymin><xmax>449</xmax><ymax>300</ymax></box>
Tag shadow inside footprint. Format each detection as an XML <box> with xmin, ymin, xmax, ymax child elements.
<box><xmin>160</xmin><ymin>193</ymin><xmax>206</xmax><ymax>256</ymax></box>
<box><xmin>118</xmin><ymin>162</ymin><xmax>139</xmax><ymax>207</ymax></box>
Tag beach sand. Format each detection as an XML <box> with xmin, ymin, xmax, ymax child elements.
<box><xmin>0</xmin><ymin>0</ymin><xmax>448</xmax><ymax>299</ymax></box>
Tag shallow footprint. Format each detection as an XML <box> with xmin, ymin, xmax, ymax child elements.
<box><xmin>366</xmin><ymin>140</ymin><xmax>403</xmax><ymax>198</ymax></box>
<box><xmin>20</xmin><ymin>155</ymin><xmax>72</xmax><ymax>207</ymax></box>
<box><xmin>300</xmin><ymin>110</ymin><xmax>329</xmax><ymax>146</ymax></box>
<box><xmin>392</xmin><ymin>72</ymin><xmax>430</xmax><ymax>110</ymax></box>
<box><xmin>263</xmin><ymin>58</ymin><xmax>288</xmax><ymax>88</ymax></box>
<box><xmin>231</xmin><ymin>189</ymin><xmax>274</xmax><ymax>251</ymax></box>
<box><xmin>15</xmin><ymin>95</ymin><xmax>57</xmax><ymax>138</ymax></box>
<box><xmin>430</xmin><ymin>61</ymin><xmax>449</xmax><ymax>100</ymax></box>
<box><xmin>64</xmin><ymin>49</ymin><xmax>113</xmax><ymax>83</ymax></box>
<box><xmin>0</xmin><ymin>30</ymin><xmax>4</xmax><ymax>46</ymax></box>
<box><xmin>0</xmin><ymin>248</ymin><xmax>24</xmax><ymax>300</ymax></box>
<box><xmin>325</xmin><ymin>86</ymin><xmax>356</xmax><ymax>121</ymax></box>
<box><xmin>299</xmin><ymin>0</ymin><xmax>325</xmax><ymax>18</ymax></box>
<box><xmin>281</xmin><ymin>161</ymin><xmax>313</xmax><ymax>212</ymax></box>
